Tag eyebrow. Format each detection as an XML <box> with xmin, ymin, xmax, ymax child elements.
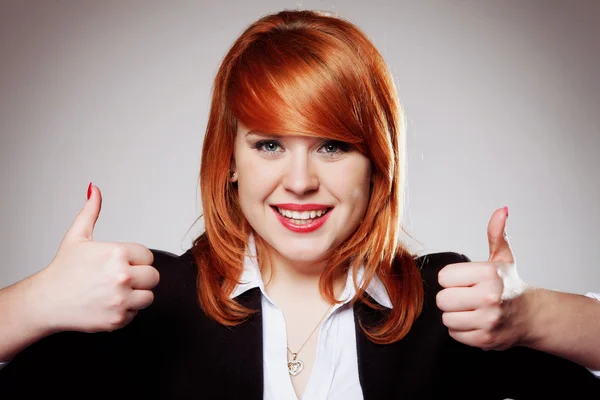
<box><xmin>245</xmin><ymin>131</ymin><xmax>284</xmax><ymax>139</ymax></box>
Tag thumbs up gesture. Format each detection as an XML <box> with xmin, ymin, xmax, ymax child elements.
<box><xmin>437</xmin><ymin>207</ymin><xmax>530</xmax><ymax>350</ymax></box>
<box><xmin>31</xmin><ymin>183</ymin><xmax>159</xmax><ymax>333</ymax></box>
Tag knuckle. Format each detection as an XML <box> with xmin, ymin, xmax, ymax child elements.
<box><xmin>111</xmin><ymin>244</ymin><xmax>128</xmax><ymax>260</ymax></box>
<box><xmin>481</xmin><ymin>266</ymin><xmax>499</xmax><ymax>281</ymax></box>
<box><xmin>482</xmin><ymin>291</ymin><xmax>502</xmax><ymax>307</ymax></box>
<box><xmin>115</xmin><ymin>271</ymin><xmax>132</xmax><ymax>286</ymax></box>
<box><xmin>478</xmin><ymin>332</ymin><xmax>496</xmax><ymax>349</ymax></box>
<box><xmin>109</xmin><ymin>294</ymin><xmax>126</xmax><ymax>309</ymax></box>
<box><xmin>485</xmin><ymin>311</ymin><xmax>501</xmax><ymax>330</ymax></box>
<box><xmin>108</xmin><ymin>312</ymin><xmax>127</xmax><ymax>328</ymax></box>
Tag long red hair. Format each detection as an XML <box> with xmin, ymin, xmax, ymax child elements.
<box><xmin>193</xmin><ymin>9</ymin><xmax>423</xmax><ymax>344</ymax></box>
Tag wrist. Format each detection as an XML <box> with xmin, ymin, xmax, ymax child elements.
<box><xmin>0</xmin><ymin>270</ymin><xmax>58</xmax><ymax>361</ymax></box>
<box><xmin>21</xmin><ymin>269</ymin><xmax>63</xmax><ymax>336</ymax></box>
<box><xmin>514</xmin><ymin>286</ymin><xmax>549</xmax><ymax>348</ymax></box>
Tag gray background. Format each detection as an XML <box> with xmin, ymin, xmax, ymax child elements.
<box><xmin>1</xmin><ymin>0</ymin><xmax>598</xmax><ymax>294</ymax></box>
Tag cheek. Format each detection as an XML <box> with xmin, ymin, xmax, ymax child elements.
<box><xmin>237</xmin><ymin>159</ymin><xmax>279</xmax><ymax>202</ymax></box>
<box><xmin>350</xmin><ymin>183</ymin><xmax>371</xmax><ymax>214</ymax></box>
<box><xmin>327</xmin><ymin>162</ymin><xmax>371</xmax><ymax>212</ymax></box>
<box><xmin>348</xmin><ymin>163</ymin><xmax>372</xmax><ymax>217</ymax></box>
<box><xmin>347</xmin><ymin>159</ymin><xmax>371</xmax><ymax>202</ymax></box>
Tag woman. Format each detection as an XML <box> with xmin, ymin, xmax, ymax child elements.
<box><xmin>1</xmin><ymin>10</ymin><xmax>599</xmax><ymax>399</ymax></box>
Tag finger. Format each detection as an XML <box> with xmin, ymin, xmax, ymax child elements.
<box><xmin>442</xmin><ymin>309</ymin><xmax>501</xmax><ymax>332</ymax></box>
<box><xmin>63</xmin><ymin>183</ymin><xmax>103</xmax><ymax>245</ymax></box>
<box><xmin>448</xmin><ymin>329</ymin><xmax>502</xmax><ymax>351</ymax></box>
<box><xmin>117</xmin><ymin>242</ymin><xmax>154</xmax><ymax>266</ymax></box>
<box><xmin>129</xmin><ymin>265</ymin><xmax>160</xmax><ymax>290</ymax></box>
<box><xmin>448</xmin><ymin>329</ymin><xmax>484</xmax><ymax>347</ymax></box>
<box><xmin>126</xmin><ymin>289</ymin><xmax>155</xmax><ymax>311</ymax></box>
<box><xmin>442</xmin><ymin>311</ymin><xmax>479</xmax><ymax>331</ymax></box>
<box><xmin>438</xmin><ymin>279</ymin><xmax>503</xmax><ymax>311</ymax></box>
<box><xmin>437</xmin><ymin>287</ymin><xmax>482</xmax><ymax>311</ymax></box>
<box><xmin>438</xmin><ymin>262</ymin><xmax>499</xmax><ymax>287</ymax></box>
<box><xmin>487</xmin><ymin>207</ymin><xmax>514</xmax><ymax>263</ymax></box>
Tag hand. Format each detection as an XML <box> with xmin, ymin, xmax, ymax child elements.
<box><xmin>436</xmin><ymin>207</ymin><xmax>530</xmax><ymax>350</ymax></box>
<box><xmin>30</xmin><ymin>184</ymin><xmax>159</xmax><ymax>333</ymax></box>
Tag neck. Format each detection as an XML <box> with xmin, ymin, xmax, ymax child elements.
<box><xmin>261</xmin><ymin>248</ymin><xmax>345</xmax><ymax>303</ymax></box>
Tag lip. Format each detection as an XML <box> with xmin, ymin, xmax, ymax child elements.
<box><xmin>271</xmin><ymin>206</ymin><xmax>332</xmax><ymax>233</ymax></box>
<box><xmin>271</xmin><ymin>203</ymin><xmax>332</xmax><ymax>211</ymax></box>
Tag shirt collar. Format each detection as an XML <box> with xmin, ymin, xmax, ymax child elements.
<box><xmin>230</xmin><ymin>235</ymin><xmax>393</xmax><ymax>309</ymax></box>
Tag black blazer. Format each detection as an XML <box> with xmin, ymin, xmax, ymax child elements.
<box><xmin>1</xmin><ymin>249</ymin><xmax>598</xmax><ymax>399</ymax></box>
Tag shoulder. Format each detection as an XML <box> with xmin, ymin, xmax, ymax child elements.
<box><xmin>147</xmin><ymin>247</ymin><xmax>198</xmax><ymax>304</ymax></box>
<box><xmin>149</xmin><ymin>247</ymin><xmax>191</xmax><ymax>267</ymax></box>
<box><xmin>149</xmin><ymin>247</ymin><xmax>197</xmax><ymax>278</ymax></box>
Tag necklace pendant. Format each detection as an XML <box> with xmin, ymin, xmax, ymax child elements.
<box><xmin>288</xmin><ymin>353</ymin><xmax>304</xmax><ymax>376</ymax></box>
<box><xmin>288</xmin><ymin>358</ymin><xmax>304</xmax><ymax>376</ymax></box>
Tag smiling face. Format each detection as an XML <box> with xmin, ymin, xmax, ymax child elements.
<box><xmin>233</xmin><ymin>121</ymin><xmax>372</xmax><ymax>267</ymax></box>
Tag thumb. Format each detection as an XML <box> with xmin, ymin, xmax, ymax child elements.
<box><xmin>487</xmin><ymin>206</ymin><xmax>514</xmax><ymax>263</ymax></box>
<box><xmin>63</xmin><ymin>183</ymin><xmax>103</xmax><ymax>245</ymax></box>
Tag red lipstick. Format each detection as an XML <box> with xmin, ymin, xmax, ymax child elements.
<box><xmin>271</xmin><ymin>205</ymin><xmax>332</xmax><ymax>233</ymax></box>
<box><xmin>271</xmin><ymin>203</ymin><xmax>330</xmax><ymax>211</ymax></box>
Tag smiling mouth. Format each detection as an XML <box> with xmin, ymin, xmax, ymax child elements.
<box><xmin>271</xmin><ymin>206</ymin><xmax>332</xmax><ymax>225</ymax></box>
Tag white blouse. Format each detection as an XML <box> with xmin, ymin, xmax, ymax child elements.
<box><xmin>230</xmin><ymin>236</ymin><xmax>392</xmax><ymax>400</ymax></box>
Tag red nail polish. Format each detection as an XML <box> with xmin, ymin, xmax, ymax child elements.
<box><xmin>87</xmin><ymin>182</ymin><xmax>93</xmax><ymax>200</ymax></box>
<box><xmin>503</xmin><ymin>206</ymin><xmax>509</xmax><ymax>217</ymax></box>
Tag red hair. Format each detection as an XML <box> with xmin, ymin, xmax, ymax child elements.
<box><xmin>193</xmin><ymin>9</ymin><xmax>423</xmax><ymax>344</ymax></box>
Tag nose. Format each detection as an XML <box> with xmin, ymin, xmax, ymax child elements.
<box><xmin>281</xmin><ymin>151</ymin><xmax>319</xmax><ymax>195</ymax></box>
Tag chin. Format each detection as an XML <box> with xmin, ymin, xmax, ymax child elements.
<box><xmin>278</xmin><ymin>249</ymin><xmax>326</xmax><ymax>263</ymax></box>
<box><xmin>270</xmin><ymin>237</ymin><xmax>333</xmax><ymax>264</ymax></box>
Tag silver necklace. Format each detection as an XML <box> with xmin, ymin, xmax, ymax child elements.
<box><xmin>287</xmin><ymin>304</ymin><xmax>334</xmax><ymax>376</ymax></box>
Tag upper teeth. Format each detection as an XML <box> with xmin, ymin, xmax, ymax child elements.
<box><xmin>277</xmin><ymin>208</ymin><xmax>328</xmax><ymax>220</ymax></box>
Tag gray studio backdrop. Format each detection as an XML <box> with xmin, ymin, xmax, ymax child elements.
<box><xmin>1</xmin><ymin>1</ymin><xmax>598</xmax><ymax>294</ymax></box>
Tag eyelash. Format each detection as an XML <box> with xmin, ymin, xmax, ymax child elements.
<box><xmin>252</xmin><ymin>140</ymin><xmax>350</xmax><ymax>157</ymax></box>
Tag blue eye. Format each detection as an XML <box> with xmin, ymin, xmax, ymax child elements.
<box><xmin>318</xmin><ymin>140</ymin><xmax>350</xmax><ymax>155</ymax></box>
<box><xmin>253</xmin><ymin>140</ymin><xmax>283</xmax><ymax>153</ymax></box>
<box><xmin>251</xmin><ymin>139</ymin><xmax>350</xmax><ymax>157</ymax></box>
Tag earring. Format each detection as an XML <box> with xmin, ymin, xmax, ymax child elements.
<box><xmin>229</xmin><ymin>171</ymin><xmax>238</xmax><ymax>183</ymax></box>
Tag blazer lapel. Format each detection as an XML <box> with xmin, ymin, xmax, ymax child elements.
<box><xmin>354</xmin><ymin>300</ymin><xmax>397</xmax><ymax>399</ymax></box>
<box><xmin>218</xmin><ymin>287</ymin><xmax>265</xmax><ymax>398</ymax></box>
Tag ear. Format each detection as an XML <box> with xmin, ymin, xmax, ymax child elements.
<box><xmin>229</xmin><ymin>159</ymin><xmax>238</xmax><ymax>183</ymax></box>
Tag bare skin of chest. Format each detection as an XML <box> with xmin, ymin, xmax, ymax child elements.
<box><xmin>281</xmin><ymin>301</ymin><xmax>333</xmax><ymax>399</ymax></box>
